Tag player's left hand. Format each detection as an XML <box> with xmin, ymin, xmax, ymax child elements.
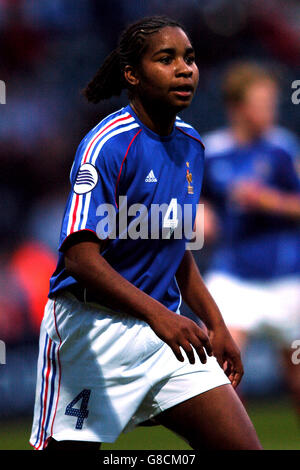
<box><xmin>207</xmin><ymin>326</ymin><xmax>244</xmax><ymax>389</ymax></box>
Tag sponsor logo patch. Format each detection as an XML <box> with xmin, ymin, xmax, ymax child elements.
<box><xmin>74</xmin><ymin>163</ymin><xmax>98</xmax><ymax>194</ymax></box>
<box><xmin>145</xmin><ymin>170</ymin><xmax>157</xmax><ymax>182</ymax></box>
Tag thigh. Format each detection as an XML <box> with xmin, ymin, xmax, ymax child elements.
<box><xmin>155</xmin><ymin>384</ymin><xmax>262</xmax><ymax>450</ymax></box>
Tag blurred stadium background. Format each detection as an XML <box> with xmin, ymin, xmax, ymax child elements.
<box><xmin>0</xmin><ymin>0</ymin><xmax>299</xmax><ymax>450</ymax></box>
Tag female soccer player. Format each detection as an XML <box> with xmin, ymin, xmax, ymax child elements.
<box><xmin>201</xmin><ymin>62</ymin><xmax>300</xmax><ymax>418</ymax></box>
<box><xmin>30</xmin><ymin>16</ymin><xmax>262</xmax><ymax>451</ymax></box>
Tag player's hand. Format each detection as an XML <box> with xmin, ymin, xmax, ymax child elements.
<box><xmin>207</xmin><ymin>325</ymin><xmax>243</xmax><ymax>388</ymax></box>
<box><xmin>148</xmin><ymin>309</ymin><xmax>213</xmax><ymax>365</ymax></box>
<box><xmin>230</xmin><ymin>180</ymin><xmax>280</xmax><ymax>214</ymax></box>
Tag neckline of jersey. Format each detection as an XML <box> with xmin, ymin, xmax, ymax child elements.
<box><xmin>125</xmin><ymin>104</ymin><xmax>177</xmax><ymax>142</ymax></box>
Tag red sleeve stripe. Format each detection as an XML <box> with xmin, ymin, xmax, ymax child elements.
<box><xmin>67</xmin><ymin>117</ymin><xmax>139</xmax><ymax>236</ymax></box>
<box><xmin>177</xmin><ymin>127</ymin><xmax>205</xmax><ymax>150</ymax></box>
<box><xmin>82</xmin><ymin>113</ymin><xmax>133</xmax><ymax>164</ymax></box>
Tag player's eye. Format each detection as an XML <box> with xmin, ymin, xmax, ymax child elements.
<box><xmin>185</xmin><ymin>55</ymin><xmax>195</xmax><ymax>65</ymax></box>
<box><xmin>159</xmin><ymin>56</ymin><xmax>173</xmax><ymax>65</ymax></box>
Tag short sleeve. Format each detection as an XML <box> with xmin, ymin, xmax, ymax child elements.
<box><xmin>58</xmin><ymin>137</ymin><xmax>122</xmax><ymax>249</ymax></box>
<box><xmin>274</xmin><ymin>149</ymin><xmax>300</xmax><ymax>192</ymax></box>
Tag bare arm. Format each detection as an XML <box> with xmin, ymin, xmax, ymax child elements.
<box><xmin>176</xmin><ymin>250</ymin><xmax>225</xmax><ymax>330</ymax></box>
<box><xmin>65</xmin><ymin>237</ymin><xmax>166</xmax><ymax>322</ymax></box>
<box><xmin>230</xmin><ymin>181</ymin><xmax>300</xmax><ymax>219</ymax></box>
<box><xmin>64</xmin><ymin>232</ymin><xmax>213</xmax><ymax>365</ymax></box>
<box><xmin>176</xmin><ymin>250</ymin><xmax>243</xmax><ymax>388</ymax></box>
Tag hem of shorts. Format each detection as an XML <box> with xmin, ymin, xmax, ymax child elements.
<box><xmin>29</xmin><ymin>439</ymin><xmax>51</xmax><ymax>450</ymax></box>
<box><xmin>124</xmin><ymin>376</ymin><xmax>231</xmax><ymax>433</ymax></box>
<box><xmin>29</xmin><ymin>431</ymin><xmax>118</xmax><ymax>448</ymax></box>
<box><xmin>157</xmin><ymin>378</ymin><xmax>231</xmax><ymax>413</ymax></box>
<box><xmin>53</xmin><ymin>431</ymin><xmax>117</xmax><ymax>443</ymax></box>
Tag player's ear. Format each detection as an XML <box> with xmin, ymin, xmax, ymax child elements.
<box><xmin>124</xmin><ymin>65</ymin><xmax>140</xmax><ymax>87</ymax></box>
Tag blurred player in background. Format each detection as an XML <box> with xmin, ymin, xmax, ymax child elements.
<box><xmin>201</xmin><ymin>62</ymin><xmax>300</xmax><ymax>419</ymax></box>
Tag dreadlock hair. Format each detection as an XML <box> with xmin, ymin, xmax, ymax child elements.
<box><xmin>83</xmin><ymin>16</ymin><xmax>187</xmax><ymax>104</ymax></box>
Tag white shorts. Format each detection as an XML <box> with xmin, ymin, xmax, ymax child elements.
<box><xmin>29</xmin><ymin>293</ymin><xmax>230</xmax><ymax>449</ymax></box>
<box><xmin>205</xmin><ymin>271</ymin><xmax>300</xmax><ymax>344</ymax></box>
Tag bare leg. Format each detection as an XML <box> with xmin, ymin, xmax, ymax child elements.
<box><xmin>45</xmin><ymin>437</ymin><xmax>101</xmax><ymax>451</ymax></box>
<box><xmin>155</xmin><ymin>384</ymin><xmax>262</xmax><ymax>450</ymax></box>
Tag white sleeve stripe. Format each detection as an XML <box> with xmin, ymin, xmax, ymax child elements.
<box><xmin>91</xmin><ymin>123</ymin><xmax>140</xmax><ymax>166</ymax></box>
<box><xmin>81</xmin><ymin>113</ymin><xmax>132</xmax><ymax>166</ymax></box>
<box><xmin>80</xmin><ymin>191</ymin><xmax>91</xmax><ymax>232</ymax></box>
<box><xmin>66</xmin><ymin>190</ymin><xmax>77</xmax><ymax>236</ymax></box>
<box><xmin>175</xmin><ymin>122</ymin><xmax>193</xmax><ymax>129</ymax></box>
<box><xmin>73</xmin><ymin>193</ymin><xmax>83</xmax><ymax>233</ymax></box>
<box><xmin>83</xmin><ymin>116</ymin><xmax>134</xmax><ymax>165</ymax></box>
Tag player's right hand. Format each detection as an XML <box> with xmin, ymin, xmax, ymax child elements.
<box><xmin>148</xmin><ymin>309</ymin><xmax>213</xmax><ymax>364</ymax></box>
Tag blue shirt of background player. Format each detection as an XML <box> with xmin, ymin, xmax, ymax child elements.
<box><xmin>49</xmin><ymin>104</ymin><xmax>205</xmax><ymax>312</ymax></box>
<box><xmin>202</xmin><ymin>129</ymin><xmax>300</xmax><ymax>280</ymax></box>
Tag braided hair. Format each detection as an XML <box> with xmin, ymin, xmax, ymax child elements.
<box><xmin>83</xmin><ymin>16</ymin><xmax>187</xmax><ymax>104</ymax></box>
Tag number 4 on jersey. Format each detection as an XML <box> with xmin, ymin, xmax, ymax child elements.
<box><xmin>163</xmin><ymin>198</ymin><xmax>178</xmax><ymax>238</ymax></box>
<box><xmin>65</xmin><ymin>389</ymin><xmax>91</xmax><ymax>429</ymax></box>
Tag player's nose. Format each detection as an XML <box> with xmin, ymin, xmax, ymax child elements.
<box><xmin>175</xmin><ymin>59</ymin><xmax>193</xmax><ymax>78</ymax></box>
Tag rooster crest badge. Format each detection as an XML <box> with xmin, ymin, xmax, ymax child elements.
<box><xmin>186</xmin><ymin>161</ymin><xmax>194</xmax><ymax>194</ymax></box>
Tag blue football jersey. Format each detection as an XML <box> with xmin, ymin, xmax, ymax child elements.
<box><xmin>265</xmin><ymin>126</ymin><xmax>300</xmax><ymax>161</ymax></box>
<box><xmin>49</xmin><ymin>105</ymin><xmax>205</xmax><ymax>312</ymax></box>
<box><xmin>202</xmin><ymin>128</ymin><xmax>300</xmax><ymax>280</ymax></box>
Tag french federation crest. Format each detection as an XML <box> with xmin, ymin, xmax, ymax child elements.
<box><xmin>186</xmin><ymin>161</ymin><xmax>194</xmax><ymax>194</ymax></box>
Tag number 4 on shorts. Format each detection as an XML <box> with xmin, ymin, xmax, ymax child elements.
<box><xmin>65</xmin><ymin>389</ymin><xmax>91</xmax><ymax>429</ymax></box>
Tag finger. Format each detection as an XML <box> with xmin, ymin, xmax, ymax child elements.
<box><xmin>180</xmin><ymin>342</ymin><xmax>196</xmax><ymax>365</ymax></box>
<box><xmin>226</xmin><ymin>357</ymin><xmax>244</xmax><ymax>388</ymax></box>
<box><xmin>232</xmin><ymin>354</ymin><xmax>244</xmax><ymax>378</ymax></box>
<box><xmin>196</xmin><ymin>331</ymin><xmax>213</xmax><ymax>357</ymax></box>
<box><xmin>190</xmin><ymin>338</ymin><xmax>207</xmax><ymax>364</ymax></box>
<box><xmin>190</xmin><ymin>335</ymin><xmax>207</xmax><ymax>364</ymax></box>
<box><xmin>171</xmin><ymin>343</ymin><xmax>185</xmax><ymax>363</ymax></box>
<box><xmin>213</xmin><ymin>352</ymin><xmax>224</xmax><ymax>369</ymax></box>
<box><xmin>195</xmin><ymin>345</ymin><xmax>207</xmax><ymax>364</ymax></box>
<box><xmin>231</xmin><ymin>370</ymin><xmax>243</xmax><ymax>389</ymax></box>
<box><xmin>223</xmin><ymin>360</ymin><xmax>233</xmax><ymax>376</ymax></box>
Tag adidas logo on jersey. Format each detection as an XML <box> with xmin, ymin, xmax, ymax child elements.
<box><xmin>145</xmin><ymin>170</ymin><xmax>157</xmax><ymax>182</ymax></box>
